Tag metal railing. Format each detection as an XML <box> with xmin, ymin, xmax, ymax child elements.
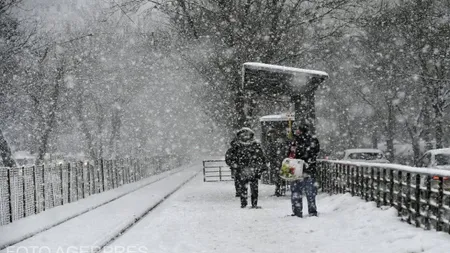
<box><xmin>317</xmin><ymin>160</ymin><xmax>450</xmax><ymax>233</ymax></box>
<box><xmin>0</xmin><ymin>155</ymin><xmax>184</xmax><ymax>226</ymax></box>
<box><xmin>203</xmin><ymin>160</ymin><xmax>233</xmax><ymax>182</ymax></box>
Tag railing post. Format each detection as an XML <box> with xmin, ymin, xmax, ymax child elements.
<box><xmin>82</xmin><ymin>163</ymin><xmax>86</xmax><ymax>199</ymax></box>
<box><xmin>337</xmin><ymin>164</ymin><xmax>342</xmax><ymax>194</ymax></box>
<box><xmin>134</xmin><ymin>159</ymin><xmax>138</xmax><ymax>182</ymax></box>
<box><xmin>322</xmin><ymin>162</ymin><xmax>326</xmax><ymax>192</ymax></box>
<box><xmin>370</xmin><ymin>167</ymin><xmax>375</xmax><ymax>202</ymax></box>
<box><xmin>101</xmin><ymin>159</ymin><xmax>105</xmax><ymax>192</ymax></box>
<box><xmin>60</xmin><ymin>164</ymin><xmax>64</xmax><ymax>205</ymax></box>
<box><xmin>33</xmin><ymin>166</ymin><xmax>37</xmax><ymax>214</ymax></box>
<box><xmin>425</xmin><ymin>175</ymin><xmax>431</xmax><ymax>230</ymax></box>
<box><xmin>75</xmin><ymin>163</ymin><xmax>79</xmax><ymax>201</ymax></box>
<box><xmin>115</xmin><ymin>160</ymin><xmax>119</xmax><ymax>188</ymax></box>
<box><xmin>7</xmin><ymin>168</ymin><xmax>13</xmax><ymax>223</ymax></box>
<box><xmin>361</xmin><ymin>167</ymin><xmax>366</xmax><ymax>201</ymax></box>
<box><xmin>42</xmin><ymin>165</ymin><xmax>46</xmax><ymax>211</ymax></box>
<box><xmin>437</xmin><ymin>176</ymin><xmax>444</xmax><ymax>231</ymax></box>
<box><xmin>68</xmin><ymin>163</ymin><xmax>71</xmax><ymax>203</ymax></box>
<box><xmin>396</xmin><ymin>171</ymin><xmax>403</xmax><ymax>216</ymax></box>
<box><xmin>382</xmin><ymin>168</ymin><xmax>387</xmax><ymax>206</ymax></box>
<box><xmin>87</xmin><ymin>162</ymin><xmax>91</xmax><ymax>195</ymax></box>
<box><xmin>415</xmin><ymin>174</ymin><xmax>421</xmax><ymax>228</ymax></box>
<box><xmin>203</xmin><ymin>161</ymin><xmax>206</xmax><ymax>182</ymax></box>
<box><xmin>50</xmin><ymin>166</ymin><xmax>56</xmax><ymax>208</ymax></box>
<box><xmin>351</xmin><ymin>166</ymin><xmax>355</xmax><ymax>196</ymax></box>
<box><xmin>355</xmin><ymin>166</ymin><xmax>360</xmax><ymax>197</ymax></box>
<box><xmin>389</xmin><ymin>169</ymin><xmax>394</xmax><ymax>207</ymax></box>
<box><xmin>325</xmin><ymin>163</ymin><xmax>329</xmax><ymax>193</ymax></box>
<box><xmin>376</xmin><ymin>168</ymin><xmax>381</xmax><ymax>207</ymax></box>
<box><xmin>96</xmin><ymin>164</ymin><xmax>101</xmax><ymax>193</ymax></box>
<box><xmin>405</xmin><ymin>172</ymin><xmax>411</xmax><ymax>224</ymax></box>
<box><xmin>346</xmin><ymin>165</ymin><xmax>350</xmax><ymax>193</ymax></box>
<box><xmin>22</xmin><ymin>167</ymin><xmax>27</xmax><ymax>218</ymax></box>
<box><xmin>107</xmin><ymin>160</ymin><xmax>112</xmax><ymax>189</ymax></box>
<box><xmin>327</xmin><ymin>164</ymin><xmax>337</xmax><ymax>194</ymax></box>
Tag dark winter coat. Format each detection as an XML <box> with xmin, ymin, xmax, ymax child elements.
<box><xmin>288</xmin><ymin>133</ymin><xmax>320</xmax><ymax>175</ymax></box>
<box><xmin>225</xmin><ymin>129</ymin><xmax>267</xmax><ymax>179</ymax></box>
<box><xmin>266</xmin><ymin>137</ymin><xmax>288</xmax><ymax>171</ymax></box>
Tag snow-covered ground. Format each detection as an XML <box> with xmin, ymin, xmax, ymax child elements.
<box><xmin>2</xmin><ymin>163</ymin><xmax>450</xmax><ymax>253</ymax></box>
<box><xmin>107</xmin><ymin>175</ymin><xmax>450</xmax><ymax>253</ymax></box>
<box><xmin>0</xmin><ymin>166</ymin><xmax>194</xmax><ymax>249</ymax></box>
<box><xmin>1</xmin><ymin>164</ymin><xmax>199</xmax><ymax>253</ymax></box>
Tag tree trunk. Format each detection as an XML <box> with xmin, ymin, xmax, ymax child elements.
<box><xmin>0</xmin><ymin>129</ymin><xmax>16</xmax><ymax>167</ymax></box>
<box><xmin>371</xmin><ymin>128</ymin><xmax>378</xmax><ymax>149</ymax></box>
<box><xmin>109</xmin><ymin>105</ymin><xmax>122</xmax><ymax>158</ymax></box>
<box><xmin>412</xmin><ymin>137</ymin><xmax>421</xmax><ymax>165</ymax></box>
<box><xmin>76</xmin><ymin>95</ymin><xmax>97</xmax><ymax>161</ymax></box>
<box><xmin>35</xmin><ymin>65</ymin><xmax>63</xmax><ymax>165</ymax></box>
<box><xmin>385</xmin><ymin>101</ymin><xmax>395</xmax><ymax>162</ymax></box>
<box><xmin>234</xmin><ymin>91</ymin><xmax>247</xmax><ymax>129</ymax></box>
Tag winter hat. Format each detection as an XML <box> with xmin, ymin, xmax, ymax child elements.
<box><xmin>292</xmin><ymin>122</ymin><xmax>309</xmax><ymax>133</ymax></box>
<box><xmin>236</xmin><ymin>127</ymin><xmax>255</xmax><ymax>141</ymax></box>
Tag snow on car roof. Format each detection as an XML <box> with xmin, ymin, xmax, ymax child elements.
<box><xmin>426</xmin><ymin>148</ymin><xmax>450</xmax><ymax>155</ymax></box>
<box><xmin>344</xmin><ymin>149</ymin><xmax>384</xmax><ymax>154</ymax></box>
<box><xmin>243</xmin><ymin>62</ymin><xmax>329</xmax><ymax>78</ymax></box>
<box><xmin>259</xmin><ymin>114</ymin><xmax>294</xmax><ymax>122</ymax></box>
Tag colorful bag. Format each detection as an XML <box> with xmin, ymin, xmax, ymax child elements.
<box><xmin>279</xmin><ymin>158</ymin><xmax>307</xmax><ymax>181</ymax></box>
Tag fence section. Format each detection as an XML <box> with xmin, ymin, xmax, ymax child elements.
<box><xmin>0</xmin><ymin>155</ymin><xmax>184</xmax><ymax>226</ymax></box>
<box><xmin>203</xmin><ymin>160</ymin><xmax>233</xmax><ymax>182</ymax></box>
<box><xmin>317</xmin><ymin>160</ymin><xmax>450</xmax><ymax>233</ymax></box>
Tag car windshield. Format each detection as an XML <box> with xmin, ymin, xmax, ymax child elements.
<box><xmin>348</xmin><ymin>152</ymin><xmax>383</xmax><ymax>160</ymax></box>
<box><xmin>435</xmin><ymin>154</ymin><xmax>450</xmax><ymax>166</ymax></box>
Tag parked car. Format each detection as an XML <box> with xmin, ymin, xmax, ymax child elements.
<box><xmin>341</xmin><ymin>149</ymin><xmax>390</xmax><ymax>163</ymax></box>
<box><xmin>415</xmin><ymin>148</ymin><xmax>450</xmax><ymax>190</ymax></box>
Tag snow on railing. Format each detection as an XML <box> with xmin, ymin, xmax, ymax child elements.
<box><xmin>317</xmin><ymin>160</ymin><xmax>450</xmax><ymax>233</ymax></box>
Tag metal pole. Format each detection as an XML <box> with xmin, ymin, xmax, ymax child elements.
<box><xmin>437</xmin><ymin>176</ymin><xmax>444</xmax><ymax>231</ymax></box>
<box><xmin>22</xmin><ymin>167</ymin><xmax>27</xmax><ymax>218</ymax></box>
<box><xmin>75</xmin><ymin>163</ymin><xmax>79</xmax><ymax>201</ymax></box>
<box><xmin>7</xmin><ymin>168</ymin><xmax>13</xmax><ymax>223</ymax></box>
<box><xmin>82</xmin><ymin>163</ymin><xmax>86</xmax><ymax>199</ymax></box>
<box><xmin>68</xmin><ymin>163</ymin><xmax>71</xmax><ymax>203</ymax></box>
<box><xmin>415</xmin><ymin>174</ymin><xmax>421</xmax><ymax>228</ymax></box>
<box><xmin>101</xmin><ymin>160</ymin><xmax>105</xmax><ymax>192</ymax></box>
<box><xmin>33</xmin><ymin>166</ymin><xmax>37</xmax><ymax>214</ymax></box>
<box><xmin>42</xmin><ymin>165</ymin><xmax>45</xmax><ymax>211</ymax></box>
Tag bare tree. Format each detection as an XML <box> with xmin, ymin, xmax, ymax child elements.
<box><xmin>119</xmin><ymin>0</ymin><xmax>356</xmax><ymax>131</ymax></box>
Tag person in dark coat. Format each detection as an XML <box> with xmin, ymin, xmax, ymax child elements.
<box><xmin>287</xmin><ymin>123</ymin><xmax>320</xmax><ymax>217</ymax></box>
<box><xmin>266</xmin><ymin>128</ymin><xmax>288</xmax><ymax>196</ymax></box>
<box><xmin>225</xmin><ymin>138</ymin><xmax>241</xmax><ymax>197</ymax></box>
<box><xmin>225</xmin><ymin>127</ymin><xmax>267</xmax><ymax>208</ymax></box>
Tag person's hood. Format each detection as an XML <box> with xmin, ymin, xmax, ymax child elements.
<box><xmin>235</xmin><ymin>127</ymin><xmax>256</xmax><ymax>146</ymax></box>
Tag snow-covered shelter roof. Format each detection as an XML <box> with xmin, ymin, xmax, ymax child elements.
<box><xmin>260</xmin><ymin>114</ymin><xmax>294</xmax><ymax>122</ymax></box>
<box><xmin>242</xmin><ymin>62</ymin><xmax>329</xmax><ymax>96</ymax></box>
<box><xmin>243</xmin><ymin>62</ymin><xmax>329</xmax><ymax>78</ymax></box>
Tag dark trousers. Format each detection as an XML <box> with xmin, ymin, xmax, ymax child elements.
<box><xmin>239</xmin><ymin>177</ymin><xmax>259</xmax><ymax>207</ymax></box>
<box><xmin>290</xmin><ymin>177</ymin><xmax>317</xmax><ymax>217</ymax></box>
<box><xmin>232</xmin><ymin>170</ymin><xmax>241</xmax><ymax>195</ymax></box>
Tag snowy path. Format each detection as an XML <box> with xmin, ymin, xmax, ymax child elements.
<box><xmin>0</xmin><ymin>166</ymin><xmax>192</xmax><ymax>249</ymax></box>
<box><xmin>1</xmin><ymin>165</ymin><xmax>199</xmax><ymax>253</ymax></box>
<box><xmin>107</xmin><ymin>174</ymin><xmax>450</xmax><ymax>253</ymax></box>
